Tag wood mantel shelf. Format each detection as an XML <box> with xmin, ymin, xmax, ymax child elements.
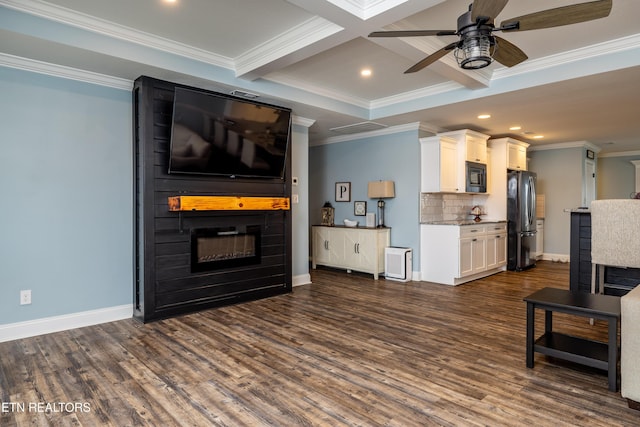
<box><xmin>168</xmin><ymin>195</ymin><xmax>290</xmax><ymax>211</ymax></box>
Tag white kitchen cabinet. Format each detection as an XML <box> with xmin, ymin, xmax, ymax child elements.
<box><xmin>507</xmin><ymin>142</ymin><xmax>527</xmax><ymax>170</ymax></box>
<box><xmin>421</xmin><ymin>130</ymin><xmax>490</xmax><ymax>194</ymax></box>
<box><xmin>420</xmin><ymin>136</ymin><xmax>460</xmax><ymax>192</ymax></box>
<box><xmin>464</xmin><ymin>135</ymin><xmax>488</xmax><ymax>163</ymax></box>
<box><xmin>485</xmin><ymin>137</ymin><xmax>530</xmax><ymax>220</ymax></box>
<box><xmin>459</xmin><ymin>224</ymin><xmax>487</xmax><ymax>276</ymax></box>
<box><xmin>535</xmin><ymin>219</ymin><xmax>544</xmax><ymax>259</ymax></box>
<box><xmin>312</xmin><ymin>226</ymin><xmax>390</xmax><ymax>279</ymax></box>
<box><xmin>439</xmin><ymin>129</ymin><xmax>489</xmax><ymax>165</ymax></box>
<box><xmin>420</xmin><ymin>222</ymin><xmax>507</xmax><ymax>285</ymax></box>
<box><xmin>486</xmin><ymin>223</ymin><xmax>508</xmax><ymax>269</ymax></box>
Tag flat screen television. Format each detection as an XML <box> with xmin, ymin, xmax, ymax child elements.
<box><xmin>168</xmin><ymin>87</ymin><xmax>292</xmax><ymax>179</ymax></box>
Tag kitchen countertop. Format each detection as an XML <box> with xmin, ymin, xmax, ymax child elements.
<box><xmin>421</xmin><ymin>219</ymin><xmax>507</xmax><ymax>226</ymax></box>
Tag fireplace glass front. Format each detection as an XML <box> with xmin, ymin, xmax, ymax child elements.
<box><xmin>191</xmin><ymin>226</ymin><xmax>261</xmax><ymax>272</ymax></box>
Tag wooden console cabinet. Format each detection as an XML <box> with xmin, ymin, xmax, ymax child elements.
<box><xmin>312</xmin><ymin>226</ymin><xmax>390</xmax><ymax>279</ymax></box>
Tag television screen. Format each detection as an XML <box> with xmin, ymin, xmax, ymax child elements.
<box><xmin>168</xmin><ymin>87</ymin><xmax>291</xmax><ymax>179</ymax></box>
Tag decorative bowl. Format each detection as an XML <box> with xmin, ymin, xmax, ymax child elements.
<box><xmin>343</xmin><ymin>219</ymin><xmax>359</xmax><ymax>227</ymax></box>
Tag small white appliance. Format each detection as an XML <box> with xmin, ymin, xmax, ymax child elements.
<box><xmin>384</xmin><ymin>247</ymin><xmax>412</xmax><ymax>282</ymax></box>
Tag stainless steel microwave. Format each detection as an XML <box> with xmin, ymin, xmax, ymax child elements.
<box><xmin>465</xmin><ymin>161</ymin><xmax>487</xmax><ymax>193</ymax></box>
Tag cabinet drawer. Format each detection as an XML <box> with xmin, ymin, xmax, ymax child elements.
<box><xmin>460</xmin><ymin>225</ymin><xmax>485</xmax><ymax>237</ymax></box>
<box><xmin>485</xmin><ymin>223</ymin><xmax>507</xmax><ymax>233</ymax></box>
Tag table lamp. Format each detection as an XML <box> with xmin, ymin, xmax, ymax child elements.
<box><xmin>367</xmin><ymin>180</ymin><xmax>395</xmax><ymax>227</ymax></box>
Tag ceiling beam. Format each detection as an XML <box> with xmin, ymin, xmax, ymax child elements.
<box><xmin>237</xmin><ymin>0</ymin><xmax>488</xmax><ymax>89</ymax></box>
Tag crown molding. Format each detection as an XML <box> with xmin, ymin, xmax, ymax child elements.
<box><xmin>493</xmin><ymin>34</ymin><xmax>640</xmax><ymax>81</ymax></box>
<box><xmin>235</xmin><ymin>16</ymin><xmax>343</xmax><ymax>78</ymax></box>
<box><xmin>0</xmin><ymin>52</ymin><xmax>132</xmax><ymax>90</ymax></box>
<box><xmin>0</xmin><ymin>0</ymin><xmax>234</xmax><ymax>69</ymax></box>
<box><xmin>292</xmin><ymin>115</ymin><xmax>316</xmax><ymax>128</ymax></box>
<box><xmin>370</xmin><ymin>81</ymin><xmax>462</xmax><ymax>109</ymax></box>
<box><xmin>599</xmin><ymin>150</ymin><xmax>640</xmax><ymax>158</ymax></box>
<box><xmin>528</xmin><ymin>141</ymin><xmax>599</xmax><ymax>152</ymax></box>
<box><xmin>314</xmin><ymin>121</ymin><xmax>425</xmax><ymax>146</ymax></box>
<box><xmin>266</xmin><ymin>71</ymin><xmax>371</xmax><ymax>109</ymax></box>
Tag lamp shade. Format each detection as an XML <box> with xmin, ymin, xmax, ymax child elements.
<box><xmin>368</xmin><ymin>181</ymin><xmax>395</xmax><ymax>198</ymax></box>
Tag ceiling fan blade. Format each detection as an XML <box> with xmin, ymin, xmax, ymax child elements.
<box><xmin>492</xmin><ymin>36</ymin><xmax>528</xmax><ymax>67</ymax></box>
<box><xmin>500</xmin><ymin>0</ymin><xmax>612</xmax><ymax>32</ymax></box>
<box><xmin>471</xmin><ymin>0</ymin><xmax>509</xmax><ymax>22</ymax></box>
<box><xmin>404</xmin><ymin>42</ymin><xmax>458</xmax><ymax>74</ymax></box>
<box><xmin>369</xmin><ymin>30</ymin><xmax>457</xmax><ymax>38</ymax></box>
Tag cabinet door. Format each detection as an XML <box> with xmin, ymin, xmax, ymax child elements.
<box><xmin>312</xmin><ymin>227</ymin><xmax>344</xmax><ymax>267</ymax></box>
<box><xmin>312</xmin><ymin>227</ymin><xmax>331</xmax><ymax>266</ymax></box>
<box><xmin>459</xmin><ymin>237</ymin><xmax>474</xmax><ymax>277</ymax></box>
<box><xmin>471</xmin><ymin>236</ymin><xmax>486</xmax><ymax>274</ymax></box>
<box><xmin>466</xmin><ymin>137</ymin><xmax>487</xmax><ymax>163</ymax></box>
<box><xmin>486</xmin><ymin>233</ymin><xmax>507</xmax><ymax>269</ymax></box>
<box><xmin>459</xmin><ymin>236</ymin><xmax>486</xmax><ymax>277</ymax></box>
<box><xmin>345</xmin><ymin>230</ymin><xmax>378</xmax><ymax>271</ymax></box>
<box><xmin>508</xmin><ymin>143</ymin><xmax>527</xmax><ymax>170</ymax></box>
<box><xmin>440</xmin><ymin>141</ymin><xmax>459</xmax><ymax>192</ymax></box>
<box><xmin>535</xmin><ymin>219</ymin><xmax>544</xmax><ymax>258</ymax></box>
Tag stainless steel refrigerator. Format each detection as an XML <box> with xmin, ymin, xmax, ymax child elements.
<box><xmin>507</xmin><ymin>170</ymin><xmax>537</xmax><ymax>271</ymax></box>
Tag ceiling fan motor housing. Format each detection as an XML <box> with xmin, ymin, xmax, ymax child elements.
<box><xmin>456</xmin><ymin>9</ymin><xmax>496</xmax><ymax>69</ymax></box>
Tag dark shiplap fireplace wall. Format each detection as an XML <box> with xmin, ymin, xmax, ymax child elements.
<box><xmin>133</xmin><ymin>76</ymin><xmax>292</xmax><ymax>323</ymax></box>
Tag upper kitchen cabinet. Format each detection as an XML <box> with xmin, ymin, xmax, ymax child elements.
<box><xmin>507</xmin><ymin>140</ymin><xmax>529</xmax><ymax>170</ymax></box>
<box><xmin>440</xmin><ymin>129</ymin><xmax>489</xmax><ymax>164</ymax></box>
<box><xmin>421</xmin><ymin>135</ymin><xmax>460</xmax><ymax>192</ymax></box>
<box><xmin>421</xmin><ymin>129</ymin><xmax>490</xmax><ymax>193</ymax></box>
<box><xmin>489</xmin><ymin>137</ymin><xmax>529</xmax><ymax>171</ymax></box>
<box><xmin>485</xmin><ymin>137</ymin><xmax>530</xmax><ymax>219</ymax></box>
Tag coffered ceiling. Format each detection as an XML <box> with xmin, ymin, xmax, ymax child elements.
<box><xmin>1</xmin><ymin>0</ymin><xmax>639</xmax><ymax>153</ymax></box>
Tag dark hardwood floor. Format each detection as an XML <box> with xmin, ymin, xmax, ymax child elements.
<box><xmin>1</xmin><ymin>261</ymin><xmax>637</xmax><ymax>426</ymax></box>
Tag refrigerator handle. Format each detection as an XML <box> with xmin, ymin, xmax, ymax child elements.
<box><xmin>528</xmin><ymin>175</ymin><xmax>536</xmax><ymax>226</ymax></box>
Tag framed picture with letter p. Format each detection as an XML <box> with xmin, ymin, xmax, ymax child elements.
<box><xmin>335</xmin><ymin>182</ymin><xmax>351</xmax><ymax>202</ymax></box>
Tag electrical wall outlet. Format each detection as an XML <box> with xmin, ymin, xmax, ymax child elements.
<box><xmin>20</xmin><ymin>290</ymin><xmax>31</xmax><ymax>305</ymax></box>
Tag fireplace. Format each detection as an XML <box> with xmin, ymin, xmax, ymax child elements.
<box><xmin>191</xmin><ymin>226</ymin><xmax>261</xmax><ymax>272</ymax></box>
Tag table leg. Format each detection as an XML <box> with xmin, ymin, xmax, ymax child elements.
<box><xmin>545</xmin><ymin>310</ymin><xmax>553</xmax><ymax>333</ymax></box>
<box><xmin>526</xmin><ymin>302</ymin><xmax>534</xmax><ymax>368</ymax></box>
<box><xmin>608</xmin><ymin>317</ymin><xmax>618</xmax><ymax>392</ymax></box>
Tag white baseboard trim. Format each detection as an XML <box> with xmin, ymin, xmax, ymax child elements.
<box><xmin>0</xmin><ymin>304</ymin><xmax>133</xmax><ymax>343</ymax></box>
<box><xmin>541</xmin><ymin>253</ymin><xmax>570</xmax><ymax>263</ymax></box>
<box><xmin>293</xmin><ymin>273</ymin><xmax>312</xmax><ymax>287</ymax></box>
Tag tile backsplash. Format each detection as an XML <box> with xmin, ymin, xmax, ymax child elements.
<box><xmin>420</xmin><ymin>193</ymin><xmax>485</xmax><ymax>223</ymax></box>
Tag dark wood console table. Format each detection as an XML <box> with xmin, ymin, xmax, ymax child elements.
<box><xmin>524</xmin><ymin>287</ymin><xmax>621</xmax><ymax>391</ymax></box>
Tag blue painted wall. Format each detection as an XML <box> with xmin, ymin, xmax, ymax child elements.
<box><xmin>598</xmin><ymin>155</ymin><xmax>640</xmax><ymax>199</ymax></box>
<box><xmin>309</xmin><ymin>130</ymin><xmax>422</xmax><ymax>267</ymax></box>
<box><xmin>0</xmin><ymin>68</ymin><xmax>132</xmax><ymax>323</ymax></box>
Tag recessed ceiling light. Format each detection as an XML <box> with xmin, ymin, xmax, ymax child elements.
<box><xmin>477</xmin><ymin>114</ymin><xmax>491</xmax><ymax>119</ymax></box>
<box><xmin>361</xmin><ymin>68</ymin><xmax>372</xmax><ymax>77</ymax></box>
<box><xmin>163</xmin><ymin>0</ymin><xmax>177</xmax><ymax>3</ymax></box>
<box><xmin>533</xmin><ymin>135</ymin><xmax>544</xmax><ymax>139</ymax></box>
<box><xmin>509</xmin><ymin>126</ymin><xmax>522</xmax><ymax>131</ymax></box>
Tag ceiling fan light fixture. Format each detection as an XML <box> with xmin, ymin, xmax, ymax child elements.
<box><xmin>455</xmin><ymin>35</ymin><xmax>494</xmax><ymax>69</ymax></box>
